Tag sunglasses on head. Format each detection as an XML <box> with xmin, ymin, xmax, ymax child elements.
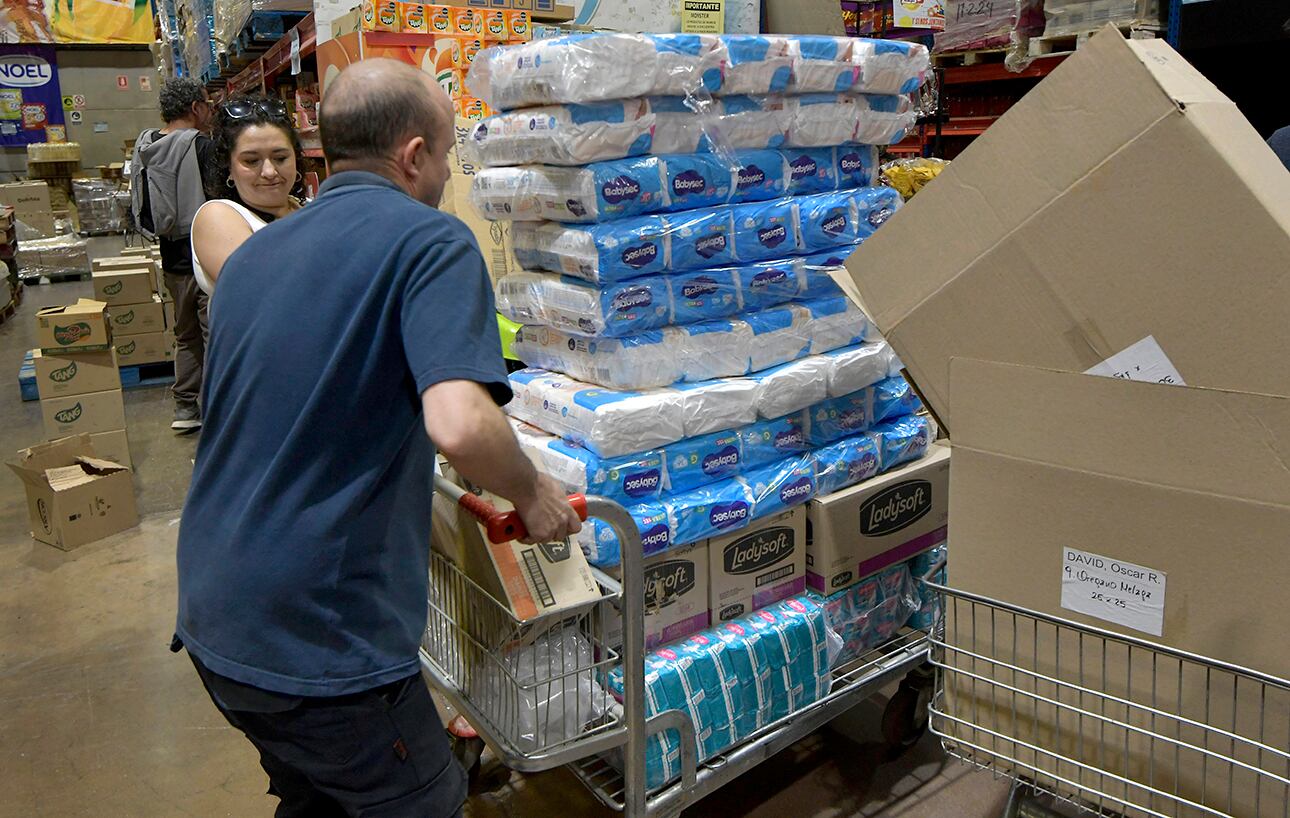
<box><xmin>222</xmin><ymin>99</ymin><xmax>290</xmax><ymax>120</ymax></box>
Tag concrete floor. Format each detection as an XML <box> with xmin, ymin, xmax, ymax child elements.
<box><xmin>0</xmin><ymin>248</ymin><xmax>1013</xmax><ymax>817</ymax></box>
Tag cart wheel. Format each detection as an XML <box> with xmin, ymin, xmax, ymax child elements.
<box><xmin>881</xmin><ymin>669</ymin><xmax>933</xmax><ymax>755</ymax></box>
<box><xmin>448</xmin><ymin>732</ymin><xmax>485</xmax><ymax>785</ymax></box>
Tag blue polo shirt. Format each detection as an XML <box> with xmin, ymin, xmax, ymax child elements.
<box><xmin>176</xmin><ymin>171</ymin><xmax>510</xmax><ymax>696</ymax></box>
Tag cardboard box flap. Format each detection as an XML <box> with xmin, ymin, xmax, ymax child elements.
<box><xmin>8</xmin><ymin>434</ymin><xmax>96</xmax><ymax>477</ymax></box>
<box><xmin>842</xmin><ymin>27</ymin><xmax>1290</xmax><ymax>431</ymax></box>
<box><xmin>74</xmin><ymin>455</ymin><xmax>129</xmax><ymax>474</ymax></box>
<box><xmin>950</xmin><ymin>358</ymin><xmax>1290</xmax><ymax>509</ymax></box>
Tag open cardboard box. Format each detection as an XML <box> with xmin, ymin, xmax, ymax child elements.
<box><xmin>8</xmin><ymin>434</ymin><xmax>138</xmax><ymax>550</ymax></box>
<box><xmin>836</xmin><ymin>25</ymin><xmax>1290</xmax><ymax>812</ymax></box>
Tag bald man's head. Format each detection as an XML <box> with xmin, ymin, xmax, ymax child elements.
<box><xmin>320</xmin><ymin>59</ymin><xmax>453</xmax><ymax>166</ymax></box>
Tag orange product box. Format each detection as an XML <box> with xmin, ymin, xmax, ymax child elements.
<box><xmin>456</xmin><ymin>97</ymin><xmax>493</xmax><ymax>120</ymax></box>
<box><xmin>427</xmin><ymin>3</ymin><xmax>453</xmax><ymax>33</ymax></box>
<box><xmin>362</xmin><ymin>0</ymin><xmax>401</xmax><ymax>30</ymax></box>
<box><xmin>401</xmin><ymin>2</ymin><xmax>428</xmax><ymax>32</ymax></box>
<box><xmin>438</xmin><ymin>35</ymin><xmax>485</xmax><ymax>68</ymax></box>
<box><xmin>504</xmin><ymin>9</ymin><xmax>530</xmax><ymax>39</ymax></box>
<box><xmin>451</xmin><ymin>6</ymin><xmax>483</xmax><ymax>35</ymax></box>
<box><xmin>482</xmin><ymin>9</ymin><xmax>507</xmax><ymax>40</ymax></box>
<box><xmin>438</xmin><ymin>69</ymin><xmax>466</xmax><ymax>99</ymax></box>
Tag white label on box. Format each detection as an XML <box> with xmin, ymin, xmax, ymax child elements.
<box><xmin>1061</xmin><ymin>547</ymin><xmax>1167</xmax><ymax>637</ymax></box>
<box><xmin>1084</xmin><ymin>336</ymin><xmax>1185</xmax><ymax>386</ymax></box>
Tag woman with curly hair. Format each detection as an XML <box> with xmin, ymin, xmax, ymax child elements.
<box><xmin>191</xmin><ymin>95</ymin><xmax>306</xmax><ymax>295</ymax></box>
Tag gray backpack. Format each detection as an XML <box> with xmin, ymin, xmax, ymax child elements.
<box><xmin>130</xmin><ymin>128</ymin><xmax>206</xmax><ymax>241</ymax></box>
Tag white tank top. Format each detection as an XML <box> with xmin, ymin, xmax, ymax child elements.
<box><xmin>191</xmin><ymin>199</ymin><xmax>268</xmax><ymax>296</ymax></box>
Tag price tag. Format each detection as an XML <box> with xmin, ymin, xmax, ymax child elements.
<box><xmin>1061</xmin><ymin>547</ymin><xmax>1166</xmax><ymax>636</ymax></box>
<box><xmin>1085</xmin><ymin>336</ymin><xmax>1185</xmax><ymax>385</ymax></box>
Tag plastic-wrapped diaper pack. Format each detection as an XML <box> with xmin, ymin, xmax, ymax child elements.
<box><xmin>872</xmin><ymin>413</ymin><xmax>937</xmax><ymax>472</ymax></box>
<box><xmin>468</xmin><ymin>100</ymin><xmax>654</xmax><ymax>166</ymax></box>
<box><xmin>851</xmin><ymin>38</ymin><xmax>930</xmax><ymax>95</ymax></box>
<box><xmin>603</xmin><ymin>595</ymin><xmax>831</xmax><ymax>790</ymax></box>
<box><xmin>506</xmin><ymin>368</ymin><xmax>685</xmax><ymax>456</ymax></box>
<box><xmin>783</xmin><ymin>147</ymin><xmax>839</xmax><ymax>195</ymax></box>
<box><xmin>513</xmin><ymin>324</ymin><xmax>683</xmax><ymax>389</ymax></box>
<box><xmin>670</xmin><ymin>319</ymin><xmax>754</xmax><ymax>382</ymax></box>
<box><xmin>669</xmin><ymin>269</ymin><xmax>744</xmax><ymax>325</ymax></box>
<box><xmin>806</xmin><ymin>376</ymin><xmax>924</xmax><ymax>446</ymax></box>
<box><xmin>739</xmin><ymin>413</ymin><xmax>811</xmax><ymax>469</ymax></box>
<box><xmin>796</xmin><ymin>297</ymin><xmax>870</xmax><ymax>354</ymax></box>
<box><xmin>798</xmin><ymin>190</ymin><xmax>860</xmax><ymax>252</ymax></box>
<box><xmin>735</xmin><ymin>258</ymin><xmax>802</xmax><ymax>311</ymax></box>
<box><xmin>496</xmin><ymin>272</ymin><xmax>673</xmax><ymax>337</ymax></box>
<box><xmin>745</xmin><ymin>305</ymin><xmax>811</xmax><ymax>373</ymax></box>
<box><xmin>731</xmin><ymin>197</ymin><xmax>801</xmax><ymax>260</ymax></box>
<box><xmin>668</xmin><ymin>209</ymin><xmax>737</xmax><ymax>270</ymax></box>
<box><xmin>579</xmin><ymin>501</ymin><xmax>673</xmax><ymax>566</ymax></box>
<box><xmin>741</xmin><ymin>454</ymin><xmax>817</xmax><ymax>517</ymax></box>
<box><xmin>513</xmin><ymin>215</ymin><xmax>670</xmax><ymax>283</ymax></box>
<box><xmin>663</xmin><ymin>152</ymin><xmax>736</xmax><ymax>211</ymax></box>
<box><xmin>819</xmin><ymin>562</ymin><xmax>919</xmax><ymax>668</ymax></box>
<box><xmin>470</xmin><ymin>157</ymin><xmax>669</xmax><ymax>222</ymax></box>
<box><xmin>853</xmin><ymin>185</ymin><xmax>904</xmax><ymax>239</ymax></box>
<box><xmin>666</xmin><ymin>428</ymin><xmax>744</xmax><ymax>493</ymax></box>
<box><xmin>671</xmin><ymin>378</ymin><xmax>760</xmax><ymax>437</ymax></box>
<box><xmin>722</xmin><ymin>35</ymin><xmax>795</xmax><ymax>95</ymax></box>
<box><xmin>466</xmin><ymin>33</ymin><xmax>724</xmax><ymax>110</ymax></box>
<box><xmin>511</xmin><ymin>420</ymin><xmax>668</xmax><ymax>505</ymax></box>
<box><xmin>748</xmin><ymin>356</ymin><xmax>832</xmax><ymax>420</ymax></box>
<box><xmin>821</xmin><ymin>342</ymin><xmax>895</xmax><ymax>397</ymax></box>
<box><xmin>665</xmin><ymin>477</ymin><xmax>758</xmax><ymax>545</ymax></box>
<box><xmin>813</xmin><ymin>433</ymin><xmax>882</xmax><ymax>496</ymax></box>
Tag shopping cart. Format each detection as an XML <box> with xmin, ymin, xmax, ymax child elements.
<box><xmin>925</xmin><ymin>577</ymin><xmax>1290</xmax><ymax>818</ymax></box>
<box><xmin>423</xmin><ymin>476</ymin><xmax>935</xmax><ymax>817</ymax></box>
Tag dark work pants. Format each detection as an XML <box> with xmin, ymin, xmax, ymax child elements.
<box><xmin>163</xmin><ymin>271</ymin><xmax>208</xmax><ymax>410</ymax></box>
<box><xmin>190</xmin><ymin>656</ymin><xmax>467</xmax><ymax>818</ymax></box>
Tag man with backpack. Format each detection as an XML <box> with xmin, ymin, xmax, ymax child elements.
<box><xmin>131</xmin><ymin>78</ymin><xmax>215</xmax><ymax>433</ymax></box>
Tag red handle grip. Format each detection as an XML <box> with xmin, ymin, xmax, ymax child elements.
<box><xmin>456</xmin><ymin>491</ymin><xmax>588</xmax><ymax>544</ymax></box>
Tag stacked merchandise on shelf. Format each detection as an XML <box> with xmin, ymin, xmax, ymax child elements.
<box><xmin>465</xmin><ymin>32</ymin><xmax>937</xmax><ymax>788</ymax></box>
<box><xmin>934</xmin><ymin>0</ymin><xmax>1045</xmax><ymax>65</ymax></box>
<box><xmin>157</xmin><ymin>0</ymin><xmax>187</xmax><ymax>77</ymax></box>
<box><xmin>1042</xmin><ymin>0</ymin><xmax>1162</xmax><ymax>38</ymax></box>
<box><xmin>177</xmin><ymin>0</ymin><xmax>219</xmax><ymax>80</ymax></box>
<box><xmin>214</xmin><ymin>0</ymin><xmax>310</xmax><ymax>59</ymax></box>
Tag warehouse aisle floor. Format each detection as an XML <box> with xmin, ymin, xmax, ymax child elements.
<box><xmin>0</xmin><ymin>278</ymin><xmax>1011</xmax><ymax>818</ymax></box>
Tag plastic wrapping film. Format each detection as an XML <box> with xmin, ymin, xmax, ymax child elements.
<box><xmin>16</xmin><ymin>234</ymin><xmax>92</xmax><ymax>278</ymax></box>
<box><xmin>934</xmin><ymin>0</ymin><xmax>1046</xmax><ymax>69</ymax></box>
<box><xmin>1043</xmin><ymin>0</ymin><xmax>1161</xmax><ymax>38</ymax></box>
<box><xmin>819</xmin><ymin>562</ymin><xmax>919</xmax><ymax>668</ymax></box>
<box><xmin>467</xmin><ymin>96</ymin><xmax>913</xmax><ymax>167</ymax></box>
<box><xmin>509</xmin><ymin>187</ymin><xmax>901</xmax><ymax>283</ymax></box>
<box><xmin>495</xmin><ymin>258</ymin><xmax>861</xmax><ymax>338</ymax></box>
<box><xmin>213</xmin><ymin>0</ymin><xmax>310</xmax><ymax>53</ymax></box>
<box><xmin>602</xmin><ymin>595</ymin><xmax>831</xmax><ymax>790</ymax></box>
<box><xmin>72</xmin><ymin>179</ymin><xmax>129</xmax><ymax>234</ymax></box>
<box><xmin>466</xmin><ymin>33</ymin><xmax>928</xmax><ymax>110</ymax></box>
<box><xmin>469</xmin><ymin>147</ymin><xmax>880</xmax><ymax>224</ymax></box>
<box><xmin>468</xmin><ymin>629</ymin><xmax>608</xmax><ymax>753</ymax></box>
<box><xmin>511</xmin><ymin>299</ymin><xmax>868</xmax><ymax>390</ymax></box>
<box><xmin>908</xmin><ymin>543</ymin><xmax>947</xmax><ymax>631</ymax></box>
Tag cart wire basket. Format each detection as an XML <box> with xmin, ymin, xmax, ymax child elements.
<box><xmin>928</xmin><ymin>582</ymin><xmax>1290</xmax><ymax>818</ymax></box>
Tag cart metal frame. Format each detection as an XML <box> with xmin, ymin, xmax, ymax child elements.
<box><xmin>927</xmin><ymin>581</ymin><xmax>1290</xmax><ymax>818</ymax></box>
<box><xmin>420</xmin><ymin>495</ymin><xmax>932</xmax><ymax>818</ymax></box>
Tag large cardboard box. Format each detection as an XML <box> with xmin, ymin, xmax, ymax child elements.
<box><xmin>32</xmin><ymin>349</ymin><xmax>121</xmax><ymax>399</ymax></box>
<box><xmin>92</xmin><ymin>267</ymin><xmax>155</xmax><ymax>306</ymax></box>
<box><xmin>942</xmin><ymin>359</ymin><xmax>1290</xmax><ymax>818</ymax></box>
<box><xmin>0</xmin><ymin>181</ymin><xmax>51</xmax><ymax>214</ymax></box>
<box><xmin>40</xmin><ymin>388</ymin><xmax>127</xmax><ymax>439</ymax></box>
<box><xmin>608</xmin><ymin>542</ymin><xmax>710</xmax><ymax>651</ymax></box>
<box><xmin>805</xmin><ymin>445</ymin><xmax>949</xmax><ymax>594</ymax></box>
<box><xmin>708</xmin><ymin>507</ymin><xmax>807</xmax><ymax>623</ymax></box>
<box><xmin>430</xmin><ymin>484</ymin><xmax>601</xmax><ymax>623</ymax></box>
<box><xmin>442</xmin><ymin>171</ymin><xmax>517</xmax><ymax>286</ymax></box>
<box><xmin>34</xmin><ymin>299</ymin><xmax>113</xmax><ymax>355</ymax></box>
<box><xmin>109</xmin><ymin>296</ymin><xmax>166</xmax><ymax>336</ymax></box>
<box><xmin>113</xmin><ymin>331</ymin><xmax>174</xmax><ymax>366</ymax></box>
<box><xmin>93</xmin><ymin>256</ymin><xmax>159</xmax><ymax>274</ymax></box>
<box><xmin>7</xmin><ymin>435</ymin><xmax>139</xmax><ymax>550</ymax></box>
<box><xmin>839</xmin><ymin>27</ymin><xmax>1290</xmax><ymax>433</ymax></box>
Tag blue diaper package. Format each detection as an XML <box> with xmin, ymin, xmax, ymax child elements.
<box><xmin>834</xmin><ymin>146</ymin><xmax>878</xmax><ymax>189</ymax></box>
<box><xmin>662</xmin><ymin>153</ymin><xmax>734</xmax><ymax>211</ymax></box>
<box><xmin>665</xmin><ymin>477</ymin><xmax>757</xmax><ymax>545</ymax></box>
<box><xmin>873</xmin><ymin>413</ymin><xmax>935</xmax><ymax>471</ymax></box>
<box><xmin>798</xmin><ymin>191</ymin><xmax>859</xmax><ymax>253</ymax></box>
<box><xmin>729</xmin><ymin>150</ymin><xmax>787</xmax><ymax>204</ymax></box>
<box><xmin>666</xmin><ymin>428</ymin><xmax>744</xmax><ymax>493</ymax></box>
<box><xmin>739</xmin><ymin>413</ymin><xmax>810</xmax><ymax>470</ymax></box>
<box><xmin>742</xmin><ymin>454</ymin><xmax>817</xmax><ymax>518</ymax></box>
<box><xmin>813</xmin><ymin>433</ymin><xmax>882</xmax><ymax>496</ymax></box>
<box><xmin>798</xmin><ymin>248</ymin><xmax>859</xmax><ymax>299</ymax></box>
<box><xmin>578</xmin><ymin>501</ymin><xmax>671</xmax><ymax>566</ymax></box>
<box><xmin>545</xmin><ymin>438</ymin><xmax>667</xmax><ymax>504</ymax></box>
<box><xmin>667</xmin><ymin>209</ymin><xmax>736</xmax><ymax>271</ymax></box>
<box><xmin>585</xmin><ymin>156</ymin><xmax>669</xmax><ymax>221</ymax></box>
<box><xmin>731</xmin><ymin>198</ymin><xmax>800</xmax><ymax>261</ymax></box>
<box><xmin>852</xmin><ymin>186</ymin><xmax>904</xmax><ymax>240</ymax></box>
<box><xmin>745</xmin><ymin>304</ymin><xmax>810</xmax><ymax>373</ymax></box>
<box><xmin>513</xmin><ymin>214</ymin><xmax>670</xmax><ymax>283</ymax></box>
<box><xmin>736</xmin><ymin>259</ymin><xmax>803</xmax><ymax>311</ymax></box>
<box><xmin>808</xmin><ymin>387</ymin><xmax>876</xmax><ymax>446</ymax></box>
<box><xmin>908</xmin><ymin>543</ymin><xmax>946</xmax><ymax>631</ymax></box>
<box><xmin>783</xmin><ymin>147</ymin><xmax>839</xmax><ymax>196</ymax></box>
<box><xmin>598</xmin><ymin>276</ymin><xmax>674</xmax><ymax>336</ymax></box>
<box><xmin>872</xmin><ymin>376</ymin><xmax>922</xmax><ymax>424</ymax></box>
<box><xmin>668</xmin><ymin>268</ymin><xmax>743</xmax><ymax>325</ymax></box>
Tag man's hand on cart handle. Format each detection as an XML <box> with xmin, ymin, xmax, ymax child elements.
<box><xmin>435</xmin><ymin>473</ymin><xmax>585</xmax><ymax>544</ymax></box>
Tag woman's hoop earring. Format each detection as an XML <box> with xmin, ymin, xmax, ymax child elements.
<box><xmin>294</xmin><ymin>172</ymin><xmax>303</xmax><ymax>183</ymax></box>
<box><xmin>226</xmin><ymin>176</ymin><xmax>235</xmax><ymax>188</ymax></box>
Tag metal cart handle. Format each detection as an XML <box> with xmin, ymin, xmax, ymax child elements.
<box><xmin>433</xmin><ymin>473</ymin><xmax>588</xmax><ymax>544</ymax></box>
